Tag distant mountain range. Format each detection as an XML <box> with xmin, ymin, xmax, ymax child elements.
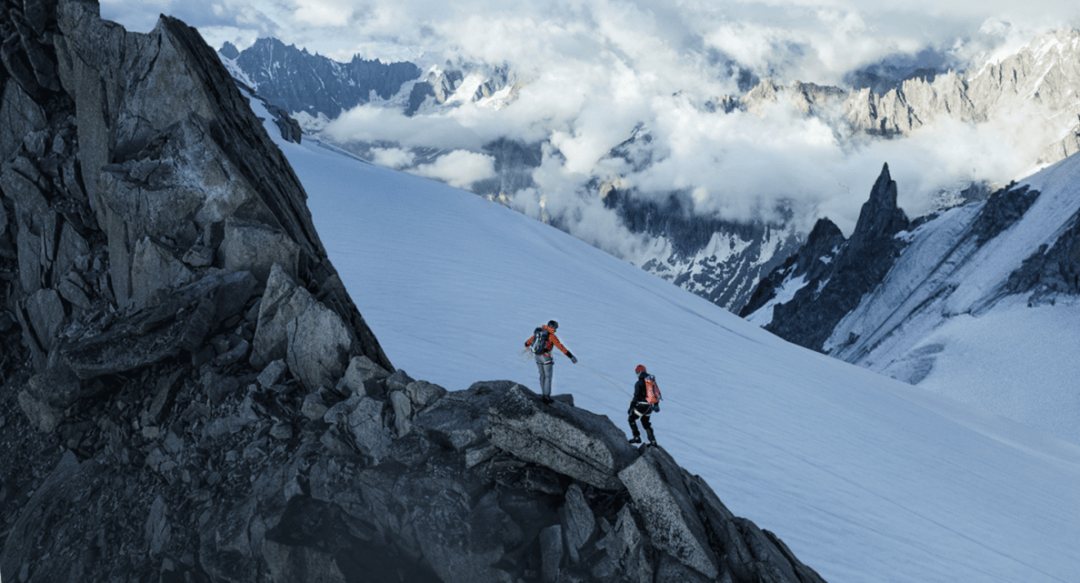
<box><xmin>218</xmin><ymin>30</ymin><xmax>1080</xmax><ymax>314</ymax></box>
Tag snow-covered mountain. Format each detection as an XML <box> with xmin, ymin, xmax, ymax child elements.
<box><xmin>217</xmin><ymin>38</ymin><xmax>422</xmax><ymax>127</ymax></box>
<box><xmin>246</xmin><ymin>87</ymin><xmax>1080</xmax><ymax>583</ymax></box>
<box><xmin>219</xmin><ymin>28</ymin><xmax>1080</xmax><ymax>318</ymax></box>
<box><xmin>742</xmin><ymin>155</ymin><xmax>1080</xmax><ymax>447</ymax></box>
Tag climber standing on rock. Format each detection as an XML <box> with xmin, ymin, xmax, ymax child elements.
<box><xmin>525</xmin><ymin>320</ymin><xmax>577</xmax><ymax>403</ymax></box>
<box><xmin>628</xmin><ymin>364</ymin><xmax>661</xmax><ymax>445</ymax></box>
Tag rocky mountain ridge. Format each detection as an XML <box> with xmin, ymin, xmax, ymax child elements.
<box><xmin>219</xmin><ymin>37</ymin><xmax>422</xmax><ymax>123</ymax></box>
<box><xmin>0</xmin><ymin>2</ymin><xmax>826</xmax><ymax>582</ymax></box>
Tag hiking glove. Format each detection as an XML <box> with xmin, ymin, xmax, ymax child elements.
<box><xmin>571</xmin><ymin>356</ymin><xmax>578</xmax><ymax>363</ymax></box>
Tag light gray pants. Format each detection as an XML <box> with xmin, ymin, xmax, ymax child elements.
<box><xmin>535</xmin><ymin>354</ymin><xmax>554</xmax><ymax>397</ymax></box>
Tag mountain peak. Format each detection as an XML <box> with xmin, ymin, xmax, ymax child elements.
<box><xmin>219</xmin><ymin>41</ymin><xmax>239</xmax><ymax>60</ymax></box>
<box><xmin>846</xmin><ymin>162</ymin><xmax>908</xmax><ymax>254</ymax></box>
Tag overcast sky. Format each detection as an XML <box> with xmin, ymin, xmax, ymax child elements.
<box><xmin>101</xmin><ymin>0</ymin><xmax>1080</xmax><ymax>74</ymax></box>
<box><xmin>100</xmin><ymin>1</ymin><xmax>1080</xmax><ymax>245</ymax></box>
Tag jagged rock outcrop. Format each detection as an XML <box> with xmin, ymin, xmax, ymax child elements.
<box><xmin>0</xmin><ymin>3</ymin><xmax>828</xmax><ymax>582</ymax></box>
<box><xmin>742</xmin><ymin>164</ymin><xmax>909</xmax><ymax>350</ymax></box>
<box><xmin>219</xmin><ymin>38</ymin><xmax>422</xmax><ymax>121</ymax></box>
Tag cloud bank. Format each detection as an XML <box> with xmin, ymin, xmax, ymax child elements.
<box><xmin>102</xmin><ymin>0</ymin><xmax>1080</xmax><ymax>248</ymax></box>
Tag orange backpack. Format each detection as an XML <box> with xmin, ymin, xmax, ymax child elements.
<box><xmin>644</xmin><ymin>375</ymin><xmax>661</xmax><ymax>404</ymax></box>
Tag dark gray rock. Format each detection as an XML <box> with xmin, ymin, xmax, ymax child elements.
<box><xmin>539</xmin><ymin>524</ymin><xmax>563</xmax><ymax>583</ymax></box>
<box><xmin>60</xmin><ymin>271</ymin><xmax>256</xmax><ymax>379</ymax></box>
<box><xmin>618</xmin><ymin>446</ymin><xmax>719</xmax><ymax>578</ymax></box>
<box><xmin>406</xmin><ymin>379</ymin><xmax>447</xmax><ymax>411</ymax></box>
<box><xmin>129</xmin><ymin>237</ymin><xmax>195</xmax><ymax>311</ymax></box>
<box><xmin>487</xmin><ymin>384</ymin><xmax>636</xmax><ymax>490</ymax></box>
<box><xmin>181</xmin><ymin>244</ymin><xmax>214</xmax><ymax>267</ymax></box>
<box><xmin>385</xmin><ymin>368</ymin><xmax>415</xmax><ymax>392</ymax></box>
<box><xmin>561</xmin><ymin>483</ymin><xmax>595</xmax><ymax>563</ymax></box>
<box><xmin>336</xmin><ymin>354</ymin><xmax>390</xmax><ymax>397</ymax></box>
<box><xmin>286</xmin><ymin>291</ymin><xmax>354</xmax><ymax>393</ymax></box>
<box><xmin>412</xmin><ymin>381</ymin><xmax>513</xmax><ymax>452</ymax></box>
<box><xmin>0</xmin><ymin>81</ymin><xmax>47</xmax><ymax>162</ymax></box>
<box><xmin>251</xmin><ymin>263</ymin><xmax>311</xmax><ymax>369</ymax></box>
<box><xmin>25</xmin><ymin>288</ymin><xmax>64</xmax><ymax>351</ymax></box>
<box><xmin>389</xmin><ymin>390</ymin><xmax>412</xmax><ymax>437</ymax></box>
<box><xmin>2</xmin><ymin>157</ymin><xmax>49</xmax><ymax>215</ymax></box>
<box><xmin>221</xmin><ymin>216</ymin><xmax>300</xmax><ymax>284</ymax></box>
<box><xmin>343</xmin><ymin>397</ymin><xmax>393</xmax><ymax>462</ymax></box>
<box><xmin>54</xmin><ymin>222</ymin><xmax>90</xmax><ymax>282</ymax></box>
<box><xmin>257</xmin><ymin>359</ymin><xmax>288</xmax><ymax>388</ymax></box>
<box><xmin>301</xmin><ymin>392</ymin><xmax>328</xmax><ymax>421</ymax></box>
<box><xmin>146</xmin><ymin>495</ymin><xmax>172</xmax><ymax>556</ymax></box>
<box><xmin>262</xmin><ymin>539</ymin><xmax>347</xmax><ymax>583</ymax></box>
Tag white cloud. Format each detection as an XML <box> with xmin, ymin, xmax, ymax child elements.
<box><xmin>370</xmin><ymin>147</ymin><xmax>416</xmax><ymax>169</ymax></box>
<box><xmin>292</xmin><ymin>0</ymin><xmax>353</xmax><ymax>27</ymax></box>
<box><xmin>411</xmin><ymin>150</ymin><xmax>496</xmax><ymax>189</ymax></box>
<box><xmin>99</xmin><ymin>0</ymin><xmax>1080</xmax><ymax>247</ymax></box>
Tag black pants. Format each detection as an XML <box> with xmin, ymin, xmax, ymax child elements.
<box><xmin>628</xmin><ymin>403</ymin><xmax>654</xmax><ymax>441</ymax></box>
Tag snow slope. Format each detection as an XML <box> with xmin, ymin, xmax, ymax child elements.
<box><xmin>251</xmin><ymin>98</ymin><xmax>1080</xmax><ymax>583</ymax></box>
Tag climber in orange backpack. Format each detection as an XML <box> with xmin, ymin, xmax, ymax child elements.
<box><xmin>524</xmin><ymin>320</ymin><xmax>577</xmax><ymax>403</ymax></box>
<box><xmin>628</xmin><ymin>364</ymin><xmax>661</xmax><ymax>445</ymax></box>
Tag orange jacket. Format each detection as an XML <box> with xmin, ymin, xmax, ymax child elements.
<box><xmin>525</xmin><ymin>325</ymin><xmax>570</xmax><ymax>356</ymax></box>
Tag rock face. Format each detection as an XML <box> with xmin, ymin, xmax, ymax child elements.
<box><xmin>740</xmin><ymin>164</ymin><xmax>910</xmax><ymax>350</ymax></box>
<box><xmin>0</xmin><ymin>3</ymin><xmax>826</xmax><ymax>582</ymax></box>
<box><xmin>220</xmin><ymin>37</ymin><xmax>422</xmax><ymax>121</ymax></box>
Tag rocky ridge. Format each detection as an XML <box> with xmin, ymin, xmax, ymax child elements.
<box><xmin>219</xmin><ymin>38</ymin><xmax>422</xmax><ymax>122</ymax></box>
<box><xmin>740</xmin><ymin>160</ymin><xmax>1078</xmax><ymax>358</ymax></box>
<box><xmin>739</xmin><ymin>164</ymin><xmax>910</xmax><ymax>350</ymax></box>
<box><xmin>0</xmin><ymin>2</ymin><xmax>826</xmax><ymax>582</ymax></box>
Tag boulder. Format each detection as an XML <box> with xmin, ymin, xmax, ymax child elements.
<box><xmin>221</xmin><ymin>217</ymin><xmax>300</xmax><ymax>284</ymax></box>
<box><xmin>181</xmin><ymin>244</ymin><xmax>214</xmax><ymax>267</ymax></box>
<box><xmin>2</xmin><ymin>156</ymin><xmax>50</xmax><ymax>215</ymax></box>
<box><xmin>251</xmin><ymin>263</ymin><xmax>311</xmax><ymax>369</ymax></box>
<box><xmin>412</xmin><ymin>381</ymin><xmax>510</xmax><ymax>452</ymax></box>
<box><xmin>129</xmin><ymin>237</ymin><xmax>194</xmax><ymax>311</ymax></box>
<box><xmin>486</xmin><ymin>384</ymin><xmax>636</xmax><ymax>490</ymax></box>
<box><xmin>257</xmin><ymin>359</ymin><xmax>288</xmax><ymax>388</ymax></box>
<box><xmin>561</xmin><ymin>483</ymin><xmax>595</xmax><ymax>563</ymax></box>
<box><xmin>61</xmin><ymin>271</ymin><xmax>256</xmax><ymax>379</ymax></box>
<box><xmin>617</xmin><ymin>446</ymin><xmax>719</xmax><ymax>578</ymax></box>
<box><xmin>336</xmin><ymin>355</ymin><xmax>390</xmax><ymax>397</ymax></box>
<box><xmin>146</xmin><ymin>495</ymin><xmax>172</xmax><ymax>556</ymax></box>
<box><xmin>286</xmin><ymin>295</ymin><xmax>354</xmax><ymax>394</ymax></box>
<box><xmin>343</xmin><ymin>397</ymin><xmax>393</xmax><ymax>462</ymax></box>
<box><xmin>301</xmin><ymin>392</ymin><xmax>328</xmax><ymax>421</ymax></box>
<box><xmin>0</xmin><ymin>81</ymin><xmax>47</xmax><ymax>162</ymax></box>
<box><xmin>539</xmin><ymin>524</ymin><xmax>563</xmax><ymax>583</ymax></box>
<box><xmin>17</xmin><ymin>388</ymin><xmax>62</xmax><ymax>433</ymax></box>
<box><xmin>385</xmin><ymin>369</ymin><xmax>415</xmax><ymax>392</ymax></box>
<box><xmin>389</xmin><ymin>390</ymin><xmax>412</xmax><ymax>437</ymax></box>
<box><xmin>405</xmin><ymin>379</ymin><xmax>446</xmax><ymax>411</ymax></box>
<box><xmin>57</xmin><ymin>272</ymin><xmax>92</xmax><ymax>311</ymax></box>
<box><xmin>25</xmin><ymin>288</ymin><xmax>64</xmax><ymax>351</ymax></box>
<box><xmin>53</xmin><ymin>222</ymin><xmax>90</xmax><ymax>282</ymax></box>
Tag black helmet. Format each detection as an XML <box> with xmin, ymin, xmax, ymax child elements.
<box><xmin>548</xmin><ymin>320</ymin><xmax>558</xmax><ymax>330</ymax></box>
